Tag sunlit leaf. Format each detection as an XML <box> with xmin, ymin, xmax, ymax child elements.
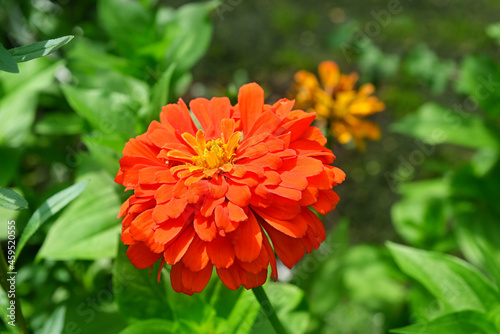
<box><xmin>37</xmin><ymin>156</ymin><xmax>121</xmax><ymax>259</ymax></box>
<box><xmin>391</xmin><ymin>102</ymin><xmax>500</xmax><ymax>149</ymax></box>
<box><xmin>0</xmin><ymin>43</ymin><xmax>18</xmax><ymax>73</ymax></box>
<box><xmin>113</xmin><ymin>242</ymin><xmax>173</xmax><ymax>322</ymax></box>
<box><xmin>8</xmin><ymin>36</ymin><xmax>74</xmax><ymax>63</ymax></box>
<box><xmin>390</xmin><ymin>310</ymin><xmax>498</xmax><ymax>334</ymax></box>
<box><xmin>39</xmin><ymin>306</ymin><xmax>66</xmax><ymax>334</ymax></box>
<box><xmin>16</xmin><ymin>181</ymin><xmax>88</xmax><ymax>260</ymax></box>
<box><xmin>387</xmin><ymin>242</ymin><xmax>500</xmax><ymax>314</ymax></box>
<box><xmin>0</xmin><ymin>187</ymin><xmax>28</xmax><ymax>211</ymax></box>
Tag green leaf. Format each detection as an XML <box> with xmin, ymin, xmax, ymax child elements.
<box><xmin>404</xmin><ymin>43</ymin><xmax>455</xmax><ymax>95</ymax></box>
<box><xmin>0</xmin><ymin>187</ymin><xmax>28</xmax><ymax>211</ymax></box>
<box><xmin>455</xmin><ymin>204</ymin><xmax>500</xmax><ymax>286</ymax></box>
<box><xmin>37</xmin><ymin>156</ymin><xmax>121</xmax><ymax>259</ymax></box>
<box><xmin>8</xmin><ymin>36</ymin><xmax>74</xmax><ymax>63</ymax></box>
<box><xmin>263</xmin><ymin>283</ymin><xmax>311</xmax><ymax>334</ymax></box>
<box><xmin>16</xmin><ymin>181</ymin><xmax>88</xmax><ymax>260</ymax></box>
<box><xmin>61</xmin><ymin>85</ymin><xmax>136</xmax><ymax>136</ymax></box>
<box><xmin>390</xmin><ymin>310</ymin><xmax>498</xmax><ymax>334</ymax></box>
<box><xmin>119</xmin><ymin>319</ymin><xmax>179</xmax><ymax>334</ymax></box>
<box><xmin>39</xmin><ymin>306</ymin><xmax>66</xmax><ymax>334</ymax></box>
<box><xmin>455</xmin><ymin>55</ymin><xmax>500</xmax><ymax>117</ymax></box>
<box><xmin>391</xmin><ymin>198</ymin><xmax>452</xmax><ymax>251</ymax></box>
<box><xmin>0</xmin><ymin>43</ymin><xmax>19</xmax><ymax>73</ymax></box>
<box><xmin>486</xmin><ymin>23</ymin><xmax>500</xmax><ymax>45</ymax></box>
<box><xmin>97</xmin><ymin>0</ymin><xmax>155</xmax><ymax>57</ymax></box>
<box><xmin>143</xmin><ymin>63</ymin><xmax>176</xmax><ymax>121</ymax></box>
<box><xmin>391</xmin><ymin>102</ymin><xmax>499</xmax><ymax>149</ymax></box>
<box><xmin>215</xmin><ymin>289</ymin><xmax>261</xmax><ymax>334</ymax></box>
<box><xmin>0</xmin><ymin>59</ymin><xmax>62</xmax><ymax>147</ymax></box>
<box><xmin>34</xmin><ymin>112</ymin><xmax>83</xmax><ymax>135</ymax></box>
<box><xmin>113</xmin><ymin>242</ymin><xmax>173</xmax><ymax>323</ymax></box>
<box><xmin>387</xmin><ymin>242</ymin><xmax>500</xmax><ymax>314</ymax></box>
<box><xmin>160</xmin><ymin>1</ymin><xmax>218</xmax><ymax>74</ymax></box>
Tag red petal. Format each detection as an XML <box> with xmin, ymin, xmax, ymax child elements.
<box><xmin>279</xmin><ymin>171</ymin><xmax>308</xmax><ymax>190</ymax></box>
<box><xmin>238</xmin><ymin>83</ymin><xmax>264</xmax><ymax>136</ymax></box>
<box><xmin>165</xmin><ymin>197</ymin><xmax>188</xmax><ymax>219</ymax></box>
<box><xmin>207</xmin><ymin>235</ymin><xmax>235</xmax><ymax>268</ymax></box>
<box><xmin>216</xmin><ymin>264</ymin><xmax>244</xmax><ymax>290</ymax></box>
<box><xmin>182</xmin><ymin>236</ymin><xmax>209</xmax><ymax>272</ymax></box>
<box><xmin>154</xmin><ymin>215</ymin><xmax>187</xmax><ymax>245</ymax></box>
<box><xmin>227</xmin><ymin>202</ymin><xmax>247</xmax><ymax>222</ymax></box>
<box><xmin>201</xmin><ymin>196</ymin><xmax>225</xmax><ymax>217</ymax></box>
<box><xmin>262</xmin><ymin>223</ymin><xmax>305</xmax><ymax>268</ymax></box>
<box><xmin>181</xmin><ymin>261</ymin><xmax>213</xmax><ymax>294</ymax></box>
<box><xmin>312</xmin><ymin>190</ymin><xmax>340</xmax><ymax>214</ymax></box>
<box><xmin>255</xmin><ymin>208</ymin><xmax>308</xmax><ymax>238</ymax></box>
<box><xmin>193</xmin><ymin>213</ymin><xmax>217</xmax><ymax>242</ymax></box>
<box><xmin>127</xmin><ymin>243</ymin><xmax>162</xmax><ymax>269</ymax></box>
<box><xmin>280</xmin><ymin>156</ymin><xmax>323</xmax><ymax>177</ymax></box>
<box><xmin>163</xmin><ymin>225</ymin><xmax>196</xmax><ymax>265</ymax></box>
<box><xmin>234</xmin><ymin>211</ymin><xmax>262</xmax><ymax>263</ymax></box>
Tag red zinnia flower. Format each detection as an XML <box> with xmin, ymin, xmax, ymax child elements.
<box><xmin>115</xmin><ymin>83</ymin><xmax>345</xmax><ymax>295</ymax></box>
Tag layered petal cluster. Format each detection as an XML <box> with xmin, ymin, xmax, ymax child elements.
<box><xmin>116</xmin><ymin>83</ymin><xmax>344</xmax><ymax>295</ymax></box>
<box><xmin>290</xmin><ymin>60</ymin><xmax>385</xmax><ymax>150</ymax></box>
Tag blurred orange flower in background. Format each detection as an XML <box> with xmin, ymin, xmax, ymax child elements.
<box><xmin>115</xmin><ymin>83</ymin><xmax>345</xmax><ymax>295</ymax></box>
<box><xmin>290</xmin><ymin>61</ymin><xmax>385</xmax><ymax>150</ymax></box>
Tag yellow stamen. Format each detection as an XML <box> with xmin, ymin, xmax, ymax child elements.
<box><xmin>187</xmin><ymin>130</ymin><xmax>241</xmax><ymax>172</ymax></box>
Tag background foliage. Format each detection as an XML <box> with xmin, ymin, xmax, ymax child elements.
<box><xmin>1</xmin><ymin>0</ymin><xmax>500</xmax><ymax>333</ymax></box>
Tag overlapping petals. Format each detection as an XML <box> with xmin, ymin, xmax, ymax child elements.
<box><xmin>116</xmin><ymin>83</ymin><xmax>344</xmax><ymax>295</ymax></box>
<box><xmin>290</xmin><ymin>60</ymin><xmax>385</xmax><ymax>150</ymax></box>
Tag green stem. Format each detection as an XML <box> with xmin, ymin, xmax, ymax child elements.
<box><xmin>252</xmin><ymin>286</ymin><xmax>287</xmax><ymax>334</ymax></box>
<box><xmin>0</xmin><ymin>247</ymin><xmax>27</xmax><ymax>333</ymax></box>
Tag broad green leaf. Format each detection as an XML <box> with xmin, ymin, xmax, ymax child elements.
<box><xmin>387</xmin><ymin>242</ymin><xmax>500</xmax><ymax>314</ymax></box>
<box><xmin>143</xmin><ymin>63</ymin><xmax>176</xmax><ymax>121</ymax></box>
<box><xmin>0</xmin><ymin>187</ymin><xmax>28</xmax><ymax>211</ymax></box>
<box><xmin>8</xmin><ymin>36</ymin><xmax>74</xmax><ymax>63</ymax></box>
<box><xmin>486</xmin><ymin>22</ymin><xmax>500</xmax><ymax>45</ymax></box>
<box><xmin>97</xmin><ymin>0</ymin><xmax>155</xmax><ymax>57</ymax></box>
<box><xmin>263</xmin><ymin>283</ymin><xmax>311</xmax><ymax>334</ymax></box>
<box><xmin>455</xmin><ymin>203</ymin><xmax>500</xmax><ymax>286</ymax></box>
<box><xmin>404</xmin><ymin>44</ymin><xmax>455</xmax><ymax>95</ymax></box>
<box><xmin>0</xmin><ymin>59</ymin><xmax>62</xmax><ymax>147</ymax></box>
<box><xmin>391</xmin><ymin>198</ymin><xmax>452</xmax><ymax>251</ymax></box>
<box><xmin>0</xmin><ymin>43</ymin><xmax>18</xmax><ymax>73</ymax></box>
<box><xmin>343</xmin><ymin>246</ymin><xmax>406</xmax><ymax>309</ymax></box>
<box><xmin>61</xmin><ymin>85</ymin><xmax>136</xmax><ymax>136</ymax></box>
<box><xmin>0</xmin><ymin>148</ymin><xmax>22</xmax><ymax>187</ymax></box>
<box><xmin>119</xmin><ymin>319</ymin><xmax>179</xmax><ymax>334</ymax></box>
<box><xmin>455</xmin><ymin>55</ymin><xmax>500</xmax><ymax>117</ymax></box>
<box><xmin>34</xmin><ymin>112</ymin><xmax>83</xmax><ymax>135</ymax></box>
<box><xmin>160</xmin><ymin>1</ymin><xmax>218</xmax><ymax>74</ymax></box>
<box><xmin>391</xmin><ymin>102</ymin><xmax>499</xmax><ymax>149</ymax></box>
<box><xmin>37</xmin><ymin>156</ymin><xmax>121</xmax><ymax>259</ymax></box>
<box><xmin>215</xmin><ymin>289</ymin><xmax>261</xmax><ymax>334</ymax></box>
<box><xmin>390</xmin><ymin>310</ymin><xmax>498</xmax><ymax>334</ymax></box>
<box><xmin>113</xmin><ymin>242</ymin><xmax>173</xmax><ymax>322</ymax></box>
<box><xmin>16</xmin><ymin>181</ymin><xmax>88</xmax><ymax>260</ymax></box>
<box><xmin>39</xmin><ymin>306</ymin><xmax>66</xmax><ymax>334</ymax></box>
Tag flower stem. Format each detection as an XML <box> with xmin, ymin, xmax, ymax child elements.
<box><xmin>0</xmin><ymin>246</ymin><xmax>28</xmax><ymax>333</ymax></box>
<box><xmin>252</xmin><ymin>285</ymin><xmax>287</xmax><ymax>334</ymax></box>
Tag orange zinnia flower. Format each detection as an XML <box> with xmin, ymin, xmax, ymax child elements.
<box><xmin>115</xmin><ymin>83</ymin><xmax>345</xmax><ymax>295</ymax></box>
<box><xmin>291</xmin><ymin>61</ymin><xmax>385</xmax><ymax>150</ymax></box>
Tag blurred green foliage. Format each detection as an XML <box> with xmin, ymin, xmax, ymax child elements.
<box><xmin>1</xmin><ymin>0</ymin><xmax>500</xmax><ymax>333</ymax></box>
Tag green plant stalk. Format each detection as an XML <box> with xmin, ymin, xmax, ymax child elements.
<box><xmin>0</xmin><ymin>247</ymin><xmax>27</xmax><ymax>333</ymax></box>
<box><xmin>252</xmin><ymin>285</ymin><xmax>287</xmax><ymax>334</ymax></box>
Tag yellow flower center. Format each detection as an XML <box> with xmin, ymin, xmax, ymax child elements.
<box><xmin>192</xmin><ymin>138</ymin><xmax>237</xmax><ymax>169</ymax></box>
<box><xmin>173</xmin><ymin>129</ymin><xmax>242</xmax><ymax>175</ymax></box>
